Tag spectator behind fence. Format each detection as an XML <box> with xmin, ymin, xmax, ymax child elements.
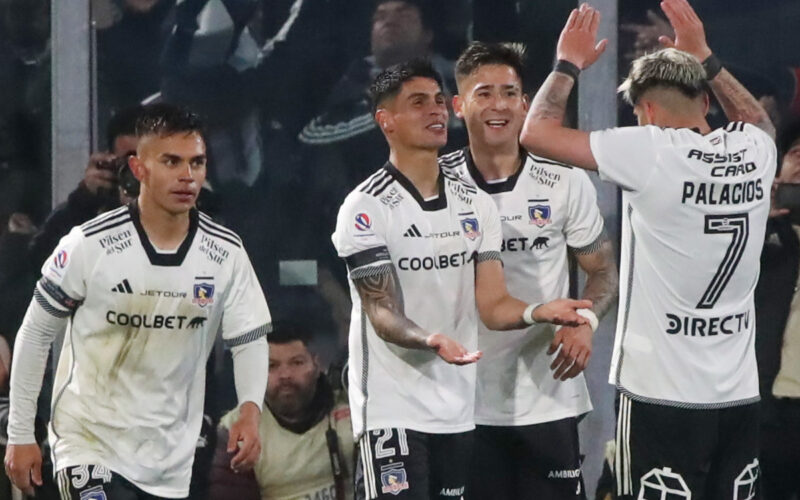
<box><xmin>755</xmin><ymin>119</ymin><xmax>800</xmax><ymax>500</ymax></box>
<box><xmin>28</xmin><ymin>105</ymin><xmax>142</xmax><ymax>268</ymax></box>
<box><xmin>298</xmin><ymin>0</ymin><xmax>465</xmax><ymax>206</ymax></box>
<box><xmin>210</xmin><ymin>323</ymin><xmax>353</xmax><ymax>500</ymax></box>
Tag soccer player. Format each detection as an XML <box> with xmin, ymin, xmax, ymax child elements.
<box><xmin>521</xmin><ymin>1</ymin><xmax>776</xmax><ymax>498</ymax></box>
<box><xmin>332</xmin><ymin>59</ymin><xmax>592</xmax><ymax>500</ymax></box>
<box><xmin>4</xmin><ymin>104</ymin><xmax>271</xmax><ymax>499</ymax></box>
<box><xmin>443</xmin><ymin>41</ymin><xmax>618</xmax><ymax>499</ymax></box>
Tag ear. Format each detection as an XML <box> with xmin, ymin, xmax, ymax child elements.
<box><xmin>702</xmin><ymin>92</ymin><xmax>710</xmax><ymax>117</ymax></box>
<box><xmin>452</xmin><ymin>94</ymin><xmax>464</xmax><ymax>119</ymax></box>
<box><xmin>128</xmin><ymin>154</ymin><xmax>146</xmax><ymax>182</ymax></box>
<box><xmin>643</xmin><ymin>100</ymin><xmax>658</xmax><ymax>125</ymax></box>
<box><xmin>375</xmin><ymin>108</ymin><xmax>394</xmax><ymax>134</ymax></box>
<box><xmin>522</xmin><ymin>93</ymin><xmax>530</xmax><ymax>112</ymax></box>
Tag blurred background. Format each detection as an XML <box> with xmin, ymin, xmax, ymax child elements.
<box><xmin>0</xmin><ymin>0</ymin><xmax>798</xmax><ymax>498</ymax></box>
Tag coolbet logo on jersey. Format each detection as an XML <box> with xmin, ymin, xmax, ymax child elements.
<box><xmin>460</xmin><ymin>218</ymin><xmax>480</xmax><ymax>240</ymax></box>
<box><xmin>529</xmin><ymin>203</ymin><xmax>552</xmax><ymax>227</ymax></box>
<box><xmin>355</xmin><ymin>212</ymin><xmax>372</xmax><ymax>231</ymax></box>
<box><xmin>192</xmin><ymin>278</ymin><xmax>215</xmax><ymax>307</ymax></box>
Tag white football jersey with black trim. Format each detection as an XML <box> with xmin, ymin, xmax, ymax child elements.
<box><xmin>37</xmin><ymin>204</ymin><xmax>271</xmax><ymax>498</ymax></box>
<box><xmin>440</xmin><ymin>148</ymin><xmax>604</xmax><ymax>426</ymax></box>
<box><xmin>331</xmin><ymin>162</ymin><xmax>502</xmax><ymax>437</ymax></box>
<box><xmin>590</xmin><ymin>123</ymin><xmax>776</xmax><ymax>407</ymax></box>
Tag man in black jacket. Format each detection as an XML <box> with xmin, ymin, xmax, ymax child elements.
<box><xmin>755</xmin><ymin>119</ymin><xmax>800</xmax><ymax>500</ymax></box>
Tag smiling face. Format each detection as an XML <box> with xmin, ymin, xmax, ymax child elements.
<box><xmin>376</xmin><ymin>76</ymin><xmax>448</xmax><ymax>151</ymax></box>
<box><xmin>454</xmin><ymin>64</ymin><xmax>527</xmax><ymax>150</ymax></box>
<box><xmin>130</xmin><ymin>132</ymin><xmax>207</xmax><ymax>216</ymax></box>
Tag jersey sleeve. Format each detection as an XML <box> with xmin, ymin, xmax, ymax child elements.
<box><xmin>331</xmin><ymin>192</ymin><xmax>393</xmax><ymax>279</ymax></box>
<box><xmin>564</xmin><ymin>169</ymin><xmax>605</xmax><ymax>250</ymax></box>
<box><xmin>475</xmin><ymin>191</ymin><xmax>502</xmax><ymax>262</ymax></box>
<box><xmin>221</xmin><ymin>247</ymin><xmax>272</xmax><ymax>347</ymax></box>
<box><xmin>36</xmin><ymin>226</ymin><xmax>87</xmax><ymax>317</ymax></box>
<box><xmin>742</xmin><ymin>122</ymin><xmax>778</xmax><ymax>177</ymax></box>
<box><xmin>589</xmin><ymin>125</ymin><xmax>662</xmax><ymax>192</ymax></box>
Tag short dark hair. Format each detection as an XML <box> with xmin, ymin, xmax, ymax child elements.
<box><xmin>368</xmin><ymin>58</ymin><xmax>443</xmax><ymax>114</ymax></box>
<box><xmin>373</xmin><ymin>0</ymin><xmax>434</xmax><ymax>31</ymax></box>
<box><xmin>135</xmin><ymin>103</ymin><xmax>205</xmax><ymax>140</ymax></box>
<box><xmin>268</xmin><ymin>323</ymin><xmax>314</xmax><ymax>348</ymax></box>
<box><xmin>455</xmin><ymin>41</ymin><xmax>526</xmax><ymax>87</ymax></box>
<box><xmin>106</xmin><ymin>105</ymin><xmax>145</xmax><ymax>150</ymax></box>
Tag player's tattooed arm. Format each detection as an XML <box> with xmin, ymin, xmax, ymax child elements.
<box><xmin>572</xmin><ymin>234</ymin><xmax>619</xmax><ymax>319</ymax></box>
<box><xmin>658</xmin><ymin>0</ymin><xmax>775</xmax><ymax>138</ymax></box>
<box><xmin>520</xmin><ymin>4</ymin><xmax>605</xmax><ymax>170</ymax></box>
<box><xmin>353</xmin><ymin>266</ymin><xmax>481</xmax><ymax>364</ymax></box>
<box><xmin>708</xmin><ymin>70</ymin><xmax>776</xmax><ymax>139</ymax></box>
<box><xmin>353</xmin><ymin>267</ymin><xmax>429</xmax><ymax>350</ymax></box>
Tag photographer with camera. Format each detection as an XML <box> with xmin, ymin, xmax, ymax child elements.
<box><xmin>755</xmin><ymin>119</ymin><xmax>800</xmax><ymax>500</ymax></box>
<box><xmin>28</xmin><ymin>105</ymin><xmax>143</xmax><ymax>267</ymax></box>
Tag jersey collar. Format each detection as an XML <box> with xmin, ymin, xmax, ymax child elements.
<box><xmin>463</xmin><ymin>146</ymin><xmax>526</xmax><ymax>194</ymax></box>
<box><xmin>383</xmin><ymin>161</ymin><xmax>447</xmax><ymax>211</ymax></box>
<box><xmin>128</xmin><ymin>202</ymin><xmax>199</xmax><ymax>267</ymax></box>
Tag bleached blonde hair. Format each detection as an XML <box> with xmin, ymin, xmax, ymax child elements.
<box><xmin>618</xmin><ymin>48</ymin><xmax>706</xmax><ymax>105</ymax></box>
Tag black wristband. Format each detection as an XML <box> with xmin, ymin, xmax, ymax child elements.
<box><xmin>702</xmin><ymin>53</ymin><xmax>723</xmax><ymax>80</ymax></box>
<box><xmin>554</xmin><ymin>59</ymin><xmax>581</xmax><ymax>81</ymax></box>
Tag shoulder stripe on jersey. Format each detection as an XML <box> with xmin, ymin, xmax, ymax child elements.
<box><xmin>361</xmin><ymin>170</ymin><xmax>391</xmax><ymax>194</ymax></box>
<box><xmin>528</xmin><ymin>153</ymin><xmax>573</xmax><ymax>169</ymax></box>
<box><xmin>225</xmin><ymin>323</ymin><xmax>271</xmax><ymax>348</ymax></box>
<box><xmin>725</xmin><ymin>121</ymin><xmax>745</xmax><ymax>133</ymax></box>
<box><xmin>438</xmin><ymin>150</ymin><xmax>465</xmax><ymax>167</ymax></box>
<box><xmin>80</xmin><ymin>208</ymin><xmax>129</xmax><ymax>231</ymax></box>
<box><xmin>38</xmin><ymin>278</ymin><xmax>81</xmax><ymax>311</ymax></box>
<box><xmin>198</xmin><ymin>213</ymin><xmax>242</xmax><ymax>242</ymax></box>
<box><xmin>33</xmin><ymin>289</ymin><xmax>71</xmax><ymax>318</ymax></box>
<box><xmin>198</xmin><ymin>222</ymin><xmax>242</xmax><ymax>248</ymax></box>
<box><xmin>83</xmin><ymin>217</ymin><xmax>132</xmax><ymax>237</ymax></box>
<box><xmin>363</xmin><ymin>171</ymin><xmax>392</xmax><ymax>195</ymax></box>
<box><xmin>739</xmin><ymin>122</ymin><xmax>745</xmax><ymax>131</ymax></box>
<box><xmin>371</xmin><ymin>175</ymin><xmax>395</xmax><ymax>196</ymax></box>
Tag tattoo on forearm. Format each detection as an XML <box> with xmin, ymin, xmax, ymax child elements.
<box><xmin>709</xmin><ymin>69</ymin><xmax>775</xmax><ymax>138</ymax></box>
<box><xmin>353</xmin><ymin>267</ymin><xmax>430</xmax><ymax>350</ymax></box>
<box><xmin>574</xmin><ymin>238</ymin><xmax>619</xmax><ymax>320</ymax></box>
<box><xmin>530</xmin><ymin>72</ymin><xmax>576</xmax><ymax>125</ymax></box>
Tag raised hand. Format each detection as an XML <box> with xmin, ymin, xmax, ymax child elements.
<box><xmin>658</xmin><ymin>0</ymin><xmax>712</xmax><ymax>61</ymax></box>
<box><xmin>426</xmin><ymin>333</ymin><xmax>482</xmax><ymax>365</ymax></box>
<box><xmin>557</xmin><ymin>3</ymin><xmax>609</xmax><ymax>70</ymax></box>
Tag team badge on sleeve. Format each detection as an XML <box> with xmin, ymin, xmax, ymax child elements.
<box><xmin>79</xmin><ymin>486</ymin><xmax>108</xmax><ymax>500</ymax></box>
<box><xmin>54</xmin><ymin>249</ymin><xmax>69</xmax><ymax>268</ymax></box>
<box><xmin>380</xmin><ymin>463</ymin><xmax>410</xmax><ymax>495</ymax></box>
<box><xmin>355</xmin><ymin>213</ymin><xmax>372</xmax><ymax>231</ymax></box>
<box><xmin>460</xmin><ymin>218</ymin><xmax>481</xmax><ymax>240</ymax></box>
<box><xmin>529</xmin><ymin>203</ymin><xmax>552</xmax><ymax>227</ymax></box>
<box><xmin>192</xmin><ymin>277</ymin><xmax>215</xmax><ymax>307</ymax></box>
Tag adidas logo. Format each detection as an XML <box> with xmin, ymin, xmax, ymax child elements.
<box><xmin>111</xmin><ymin>279</ymin><xmax>133</xmax><ymax>294</ymax></box>
<box><xmin>403</xmin><ymin>224</ymin><xmax>423</xmax><ymax>237</ymax></box>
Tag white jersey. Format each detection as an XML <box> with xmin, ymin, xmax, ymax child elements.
<box><xmin>440</xmin><ymin>148</ymin><xmax>604</xmax><ymax>426</ymax></box>
<box><xmin>590</xmin><ymin>122</ymin><xmax>776</xmax><ymax>407</ymax></box>
<box><xmin>331</xmin><ymin>162</ymin><xmax>502</xmax><ymax>437</ymax></box>
<box><xmin>37</xmin><ymin>204</ymin><xmax>271</xmax><ymax>497</ymax></box>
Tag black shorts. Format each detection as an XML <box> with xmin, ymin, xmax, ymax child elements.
<box><xmin>615</xmin><ymin>393</ymin><xmax>760</xmax><ymax>500</ymax></box>
<box><xmin>56</xmin><ymin>465</ymin><xmax>182</xmax><ymax>500</ymax></box>
<box><xmin>467</xmin><ymin>417</ymin><xmax>585</xmax><ymax>500</ymax></box>
<box><xmin>355</xmin><ymin>428</ymin><xmax>473</xmax><ymax>499</ymax></box>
